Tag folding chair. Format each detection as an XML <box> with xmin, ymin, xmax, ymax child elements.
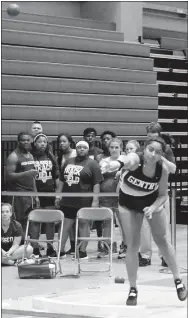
<box><xmin>23</xmin><ymin>209</ymin><xmax>64</xmax><ymax>274</ymax></box>
<box><xmin>75</xmin><ymin>207</ymin><xmax>113</xmax><ymax>276</ymax></box>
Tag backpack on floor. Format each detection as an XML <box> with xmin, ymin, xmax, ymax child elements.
<box><xmin>17</xmin><ymin>256</ymin><xmax>57</xmax><ymax>279</ymax></box>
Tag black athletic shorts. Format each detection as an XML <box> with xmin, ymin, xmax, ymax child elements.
<box><xmin>60</xmin><ymin>205</ymin><xmax>79</xmax><ymax>219</ymax></box>
<box><xmin>40</xmin><ymin>196</ymin><xmax>54</xmax><ymax>208</ymax></box>
<box><xmin>119</xmin><ymin>189</ymin><xmax>158</xmax><ymax>212</ymax></box>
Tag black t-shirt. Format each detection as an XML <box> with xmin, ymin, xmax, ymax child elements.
<box><xmin>7</xmin><ymin>148</ymin><xmax>35</xmax><ymax>191</ymax></box>
<box><xmin>33</xmin><ymin>153</ymin><xmax>59</xmax><ymax>207</ymax></box>
<box><xmin>33</xmin><ymin>153</ymin><xmax>59</xmax><ymax>193</ymax></box>
<box><xmin>60</xmin><ymin>157</ymin><xmax>103</xmax><ymax>208</ymax></box>
<box><xmin>1</xmin><ymin>219</ymin><xmax>23</xmax><ymax>252</ymax></box>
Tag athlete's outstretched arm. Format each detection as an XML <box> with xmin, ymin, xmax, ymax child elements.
<box><xmin>101</xmin><ymin>152</ymin><xmax>140</xmax><ymax>174</ymax></box>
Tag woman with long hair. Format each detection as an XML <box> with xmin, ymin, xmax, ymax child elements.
<box><xmin>56</xmin><ymin>133</ymin><xmax>76</xmax><ymax>255</ymax></box>
<box><xmin>57</xmin><ymin>133</ymin><xmax>76</xmax><ymax>169</ymax></box>
<box><xmin>31</xmin><ymin>133</ymin><xmax>59</xmax><ymax>257</ymax></box>
<box><xmin>102</xmin><ymin>136</ymin><xmax>187</xmax><ymax>305</ymax></box>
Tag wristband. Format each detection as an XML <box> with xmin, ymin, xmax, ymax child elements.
<box><xmin>117</xmin><ymin>160</ymin><xmax>124</xmax><ymax>170</ymax></box>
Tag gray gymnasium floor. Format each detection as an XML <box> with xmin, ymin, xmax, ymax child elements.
<box><xmin>2</xmin><ymin>225</ymin><xmax>187</xmax><ymax>318</ymax></box>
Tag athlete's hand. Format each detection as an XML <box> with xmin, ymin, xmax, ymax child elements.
<box><xmin>55</xmin><ymin>197</ymin><xmax>61</xmax><ymax>209</ymax></box>
<box><xmin>115</xmin><ymin>170</ymin><xmax>121</xmax><ymax>180</ymax></box>
<box><xmin>143</xmin><ymin>206</ymin><xmax>155</xmax><ymax>219</ymax></box>
<box><xmin>91</xmin><ymin>200</ymin><xmax>99</xmax><ymax>208</ymax></box>
<box><xmin>25</xmin><ymin>169</ymin><xmax>38</xmax><ymax>178</ymax></box>
<box><xmin>2</xmin><ymin>250</ymin><xmax>8</xmax><ymax>258</ymax></box>
<box><xmin>5</xmin><ymin>252</ymin><xmax>11</xmax><ymax>258</ymax></box>
<box><xmin>100</xmin><ymin>162</ymin><xmax>110</xmax><ymax>174</ymax></box>
<box><xmin>3</xmin><ymin>252</ymin><xmax>11</xmax><ymax>259</ymax></box>
<box><xmin>101</xmin><ymin>161</ymin><xmax>120</xmax><ymax>174</ymax></box>
<box><xmin>35</xmin><ymin>197</ymin><xmax>40</xmax><ymax>208</ymax></box>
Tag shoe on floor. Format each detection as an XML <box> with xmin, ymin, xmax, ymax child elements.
<box><xmin>66</xmin><ymin>247</ymin><xmax>75</xmax><ymax>255</ymax></box>
<box><xmin>126</xmin><ymin>287</ymin><xmax>138</xmax><ymax>306</ymax></box>
<box><xmin>72</xmin><ymin>251</ymin><xmax>88</xmax><ymax>260</ymax></box>
<box><xmin>60</xmin><ymin>251</ymin><xmax>66</xmax><ymax>258</ymax></box>
<box><xmin>161</xmin><ymin>257</ymin><xmax>168</xmax><ymax>267</ymax></box>
<box><xmin>2</xmin><ymin>259</ymin><xmax>17</xmax><ymax>266</ymax></box>
<box><xmin>33</xmin><ymin>248</ymin><xmax>42</xmax><ymax>257</ymax></box>
<box><xmin>118</xmin><ymin>251</ymin><xmax>126</xmax><ymax>259</ymax></box>
<box><xmin>79</xmin><ymin>251</ymin><xmax>88</xmax><ymax>259</ymax></box>
<box><xmin>97</xmin><ymin>241</ymin><xmax>104</xmax><ymax>252</ymax></box>
<box><xmin>119</xmin><ymin>242</ymin><xmax>127</xmax><ymax>254</ymax></box>
<box><xmin>118</xmin><ymin>243</ymin><xmax>127</xmax><ymax>259</ymax></box>
<box><xmin>139</xmin><ymin>257</ymin><xmax>151</xmax><ymax>267</ymax></box>
<box><xmin>46</xmin><ymin>247</ymin><xmax>57</xmax><ymax>257</ymax></box>
<box><xmin>175</xmin><ymin>279</ymin><xmax>187</xmax><ymax>301</ymax></box>
<box><xmin>97</xmin><ymin>248</ymin><xmax>109</xmax><ymax>259</ymax></box>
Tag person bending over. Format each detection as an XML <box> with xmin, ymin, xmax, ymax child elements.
<box><xmin>102</xmin><ymin>136</ymin><xmax>187</xmax><ymax>305</ymax></box>
<box><xmin>116</xmin><ymin>140</ymin><xmax>141</xmax><ymax>259</ymax></box>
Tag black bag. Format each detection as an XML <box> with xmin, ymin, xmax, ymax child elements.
<box><xmin>18</xmin><ymin>257</ymin><xmax>57</xmax><ymax>279</ymax></box>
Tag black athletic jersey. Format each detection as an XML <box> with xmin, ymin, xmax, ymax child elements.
<box><xmin>7</xmin><ymin>148</ymin><xmax>35</xmax><ymax>191</ymax></box>
<box><xmin>1</xmin><ymin>219</ymin><xmax>23</xmax><ymax>252</ymax></box>
<box><xmin>119</xmin><ymin>154</ymin><xmax>162</xmax><ymax>212</ymax></box>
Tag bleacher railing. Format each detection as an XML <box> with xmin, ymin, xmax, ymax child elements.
<box><xmin>0</xmin><ymin>186</ymin><xmax>183</xmax><ymax>251</ymax></box>
<box><xmin>2</xmin><ymin>139</ymin><xmax>186</xmax><ymax>202</ymax></box>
